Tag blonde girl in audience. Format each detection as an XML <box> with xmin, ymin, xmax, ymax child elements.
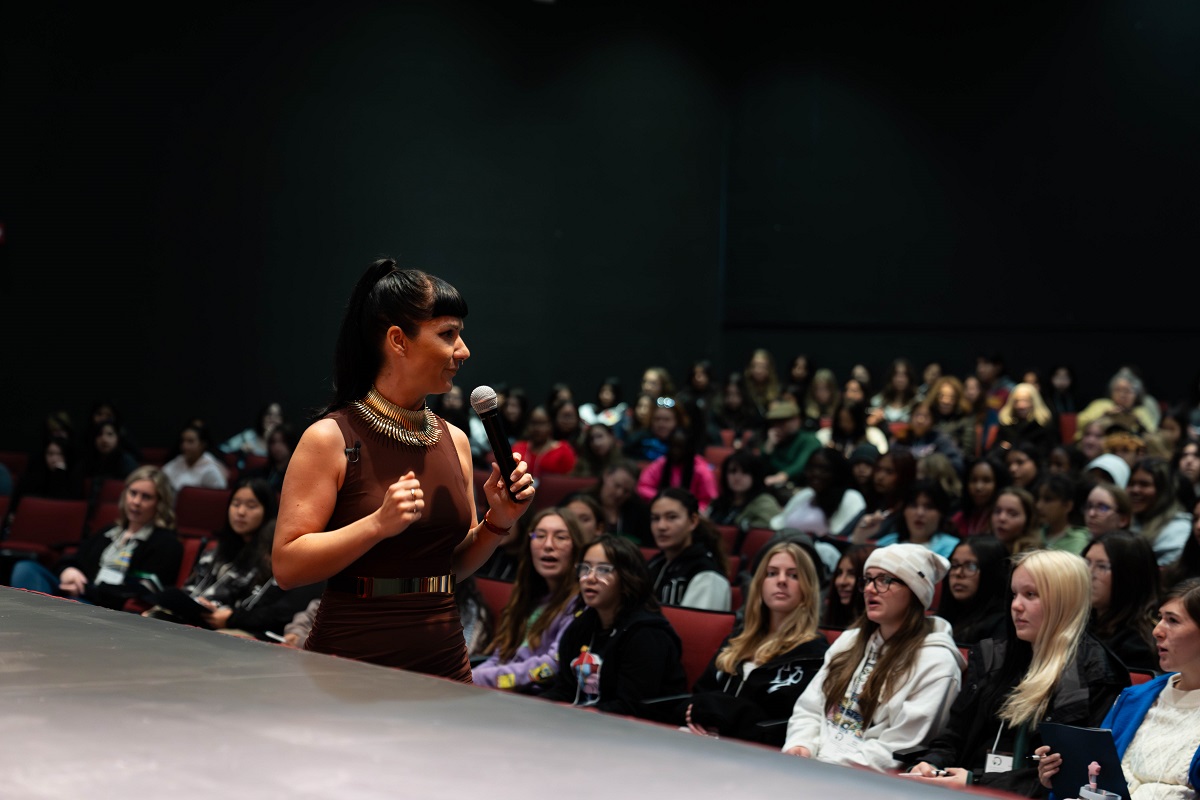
<box><xmin>742</xmin><ymin>349</ymin><xmax>781</xmax><ymax>418</ymax></box>
<box><xmin>909</xmin><ymin>549</ymin><xmax>1129</xmax><ymax>796</ymax></box>
<box><xmin>473</xmin><ymin>508</ymin><xmax>586</xmax><ymax>693</ymax></box>
<box><xmin>679</xmin><ymin>542</ymin><xmax>830</xmax><ymax>745</ymax></box>
<box><xmin>783</xmin><ymin>543</ymin><xmax>964</xmax><ymax>771</ymax></box>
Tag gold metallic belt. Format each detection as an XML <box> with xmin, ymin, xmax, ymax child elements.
<box><xmin>329</xmin><ymin>574</ymin><xmax>456</xmax><ymax>598</ymax></box>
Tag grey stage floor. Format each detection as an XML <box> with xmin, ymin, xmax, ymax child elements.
<box><xmin>0</xmin><ymin>587</ymin><xmax>986</xmax><ymax>799</ymax></box>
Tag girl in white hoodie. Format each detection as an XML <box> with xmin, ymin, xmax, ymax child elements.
<box><xmin>782</xmin><ymin>543</ymin><xmax>964</xmax><ymax>771</ymax></box>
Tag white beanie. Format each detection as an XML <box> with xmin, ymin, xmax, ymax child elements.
<box><xmin>864</xmin><ymin>543</ymin><xmax>949</xmax><ymax>610</ymax></box>
<box><xmin>1085</xmin><ymin>453</ymin><xmax>1130</xmax><ymax>489</ymax></box>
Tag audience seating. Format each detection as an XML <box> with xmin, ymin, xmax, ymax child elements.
<box><xmin>738</xmin><ymin>527</ymin><xmax>775</xmax><ymax>569</ymax></box>
<box><xmin>1</xmin><ymin>498</ymin><xmax>89</xmax><ymax>563</ymax></box>
<box><xmin>139</xmin><ymin>446</ymin><xmax>170</xmax><ymax>466</ymax></box>
<box><xmin>176</xmin><ymin>536</ymin><xmax>207</xmax><ymax>588</ymax></box>
<box><xmin>819</xmin><ymin>627</ymin><xmax>844</xmax><ymax>645</ymax></box>
<box><xmin>89</xmin><ymin>501</ymin><xmax>121</xmax><ymax>535</ymax></box>
<box><xmin>1058</xmin><ymin>412</ymin><xmax>1077</xmax><ymax>445</ymax></box>
<box><xmin>717</xmin><ymin>428</ymin><xmax>735</xmax><ymax>447</ymax></box>
<box><xmin>0</xmin><ymin>450</ymin><xmax>30</xmax><ymax>484</ymax></box>
<box><xmin>1129</xmin><ymin>668</ymin><xmax>1157</xmax><ymax>686</ymax></box>
<box><xmin>714</xmin><ymin>524</ymin><xmax>740</xmax><ymax>557</ymax></box>
<box><xmin>702</xmin><ymin>445</ymin><xmax>733</xmax><ymax>473</ymax></box>
<box><xmin>175</xmin><ymin>486</ymin><xmax>232</xmax><ymax>536</ymax></box>
<box><xmin>660</xmin><ymin>605</ymin><xmax>736</xmax><ymax>689</ymax></box>
<box><xmin>474</xmin><ymin>576</ymin><xmax>514</xmax><ymax>624</ymax></box>
<box><xmin>639</xmin><ymin>546</ymin><xmax>659</xmax><ymax>563</ymax></box>
<box><xmin>531</xmin><ymin>474</ymin><xmax>598</xmax><ymax>513</ymax></box>
<box><xmin>729</xmin><ymin>585</ymin><xmax>743</xmax><ymax>613</ymax></box>
<box><xmin>0</xmin><ymin>495</ymin><xmax>9</xmax><ymax>527</ymax></box>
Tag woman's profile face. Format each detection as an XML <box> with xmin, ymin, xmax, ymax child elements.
<box><xmin>1153</xmin><ymin>598</ymin><xmax>1200</xmax><ymax>675</ymax></box>
<box><xmin>123</xmin><ymin>478</ymin><xmax>159</xmax><ymax>530</ymax></box>
<box><xmin>1083</xmin><ymin>543</ymin><xmax>1112</xmax><ymax>612</ymax></box>
<box><xmin>1085</xmin><ymin>486</ymin><xmax>1126</xmax><ymax>536</ymax></box>
<box><xmin>991</xmin><ymin>493</ymin><xmax>1027</xmax><ymax>543</ymax></box>
<box><xmin>229</xmin><ymin>486</ymin><xmax>265</xmax><ymax>538</ymax></box>
<box><xmin>1179</xmin><ymin>443</ymin><xmax>1200</xmax><ymax>485</ymax></box>
<box><xmin>833</xmin><ymin>557</ymin><xmax>856</xmax><ymax>607</ymax></box>
<box><xmin>406</xmin><ymin>316</ymin><xmax>470</xmax><ymax>396</ymax></box>
<box><xmin>1010</xmin><ymin>564</ymin><xmax>1044</xmax><ymax>643</ymax></box>
<box><xmin>599</xmin><ymin>469</ymin><xmax>635</xmax><ymax>508</ymax></box>
<box><xmin>565</xmin><ymin>501</ymin><xmax>601</xmax><ymax>543</ymax></box>
<box><xmin>650</xmin><ymin>496</ymin><xmax>697</xmax><ymax>556</ymax></box>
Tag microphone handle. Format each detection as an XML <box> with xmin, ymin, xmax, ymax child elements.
<box><xmin>479</xmin><ymin>409</ymin><xmax>521</xmax><ymax>502</ymax></box>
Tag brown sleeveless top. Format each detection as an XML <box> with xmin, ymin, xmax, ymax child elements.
<box><xmin>326</xmin><ymin>407</ymin><xmax>472</xmax><ymax>580</ymax></box>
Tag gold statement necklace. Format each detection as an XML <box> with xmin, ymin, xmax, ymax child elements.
<box><xmin>353</xmin><ymin>386</ymin><xmax>441</xmax><ymax>447</ymax></box>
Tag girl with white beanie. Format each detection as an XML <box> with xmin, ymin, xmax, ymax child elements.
<box><xmin>782</xmin><ymin>543</ymin><xmax>965</xmax><ymax>771</ymax></box>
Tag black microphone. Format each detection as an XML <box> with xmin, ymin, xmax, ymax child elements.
<box><xmin>470</xmin><ymin>385</ymin><xmax>521</xmax><ymax>502</ymax></box>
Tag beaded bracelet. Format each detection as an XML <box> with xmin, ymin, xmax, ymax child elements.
<box><xmin>481</xmin><ymin>513</ymin><xmax>512</xmax><ymax>536</ymax></box>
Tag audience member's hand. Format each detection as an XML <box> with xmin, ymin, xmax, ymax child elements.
<box><xmin>1035</xmin><ymin>746</ymin><xmax>1061</xmax><ymax>789</ymax></box>
<box><xmin>764</xmin><ymin>471</ymin><xmax>789</xmax><ymax>488</ymax></box>
<box><xmin>784</xmin><ymin>746</ymin><xmax>812</xmax><ymax>758</ymax></box>
<box><xmin>684</xmin><ymin>704</ymin><xmax>717</xmax><ymax>738</ymax></box>
<box><xmin>282</xmin><ymin>633</ymin><xmax>301</xmax><ymax>648</ymax></box>
<box><xmin>852</xmin><ymin>511</ymin><xmax>887</xmax><ymax>542</ymax></box>
<box><xmin>203</xmin><ymin>607</ymin><xmax>234</xmax><ymax>629</ymax></box>
<box><xmin>906</xmin><ymin>763</ymin><xmax>968</xmax><ymax>783</ymax></box>
<box><xmin>58</xmin><ymin>567</ymin><xmax>88</xmax><ymax>597</ymax></box>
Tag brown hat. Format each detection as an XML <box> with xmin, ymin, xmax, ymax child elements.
<box><xmin>765</xmin><ymin>400</ymin><xmax>801</xmax><ymax>421</ymax></box>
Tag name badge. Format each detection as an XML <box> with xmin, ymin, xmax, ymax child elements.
<box><xmin>984</xmin><ymin>753</ymin><xmax>1014</xmax><ymax>774</ymax></box>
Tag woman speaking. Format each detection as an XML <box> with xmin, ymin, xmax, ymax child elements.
<box><xmin>272</xmin><ymin>259</ymin><xmax>534</xmax><ymax>682</ymax></box>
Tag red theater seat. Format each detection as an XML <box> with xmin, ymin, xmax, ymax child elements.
<box><xmin>1</xmin><ymin>498</ymin><xmax>89</xmax><ymax>562</ymax></box>
<box><xmin>660</xmin><ymin>605</ymin><xmax>736</xmax><ymax>689</ymax></box>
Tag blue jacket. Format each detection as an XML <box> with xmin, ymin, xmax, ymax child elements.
<box><xmin>1102</xmin><ymin>673</ymin><xmax>1200</xmax><ymax>791</ymax></box>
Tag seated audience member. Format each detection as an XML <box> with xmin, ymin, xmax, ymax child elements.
<box><xmin>1084</xmin><ymin>481</ymin><xmax>1133</xmax><ymax>539</ymax></box>
<box><xmin>938</xmin><ymin>536</ymin><xmax>1010</xmax><ymax>645</ymax></box>
<box><xmin>875</xmin><ymin>480</ymin><xmax>961</xmax><ymax>559</ymax></box>
<box><xmin>771</xmin><ymin>449</ymin><xmax>866</xmax><ymax>543</ymax></box>
<box><xmin>512</xmin><ymin>405</ymin><xmax>577</xmax><ymax>480</ymax></box>
<box><xmin>636</xmin><ymin>428</ymin><xmax>718</xmax><ymax>511</ymax></box>
<box><xmin>589</xmin><ymin>461</ymin><xmax>651</xmax><ymax>545</ymax></box>
<box><xmin>1176</xmin><ymin>437</ymin><xmax>1200</xmax><ymax>499</ymax></box>
<box><xmin>677</xmin><ymin>542</ymin><xmax>830</xmax><ymax>745</ymax></box>
<box><xmin>88</xmin><ymin>400</ymin><xmax>142</xmax><ymax>461</ymax></box>
<box><xmin>578</xmin><ymin>376</ymin><xmax>628</xmax><ymax>437</ymax></box>
<box><xmin>13</xmin><ymin>438</ymin><xmax>83</xmax><ymax>507</ymax></box>
<box><xmin>712</xmin><ymin>373</ymin><xmax>763</xmax><ymax>449</ymax></box>
<box><xmin>1089</xmin><ymin>450</ymin><xmax>1132</xmax><ymax>489</ymax></box>
<box><xmin>645</xmin><ymin>488</ymin><xmax>731</xmax><ymax>611</ymax></box>
<box><xmin>784</xmin><ymin>354</ymin><xmax>812</xmax><ymax>407</ymax></box>
<box><xmin>219</xmin><ymin>401</ymin><xmax>284</xmax><ymax>461</ymax></box>
<box><xmin>676</xmin><ymin>359</ymin><xmax>721</xmax><ymax>447</ymax></box>
<box><xmin>952</xmin><ymin>457</ymin><xmax>1008</xmax><ymax>536</ymax></box>
<box><xmin>900</xmin><ymin>403</ymin><xmax>964</xmax><ymax>476</ymax></box>
<box><xmin>551</xmin><ymin>398</ymin><xmax>585</xmax><ymax>453</ymax></box>
<box><xmin>783</xmin><ymin>544</ymin><xmax>963</xmax><ymax>771</ymax></box>
<box><xmin>1003</xmin><ymin>440</ymin><xmax>1044</xmax><ymax>494</ymax></box>
<box><xmin>706</xmin><ymin>450</ymin><xmax>782</xmax><ymax>532</ymax></box>
<box><xmin>1046</xmin><ymin>443</ymin><xmax>1086</xmax><ymax>479</ymax></box>
<box><xmin>1076</xmin><ymin>418</ymin><xmax>1109</xmax><ymax>461</ymax></box>
<box><xmin>762</xmin><ymin>399</ymin><xmax>822</xmax><ymax>489</ymax></box>
<box><xmin>282</xmin><ymin>597</ymin><xmax>320</xmax><ymax>648</ymax></box>
<box><xmin>803</xmin><ymin>368</ymin><xmax>841</xmax><ymax>430</ymax></box>
<box><xmin>501</xmin><ymin>387</ymin><xmax>529</xmax><ymax>449</ymax></box>
<box><xmin>822</xmin><ymin>544</ymin><xmax>875</xmax><ymax>629</ymax></box>
<box><xmin>742</xmin><ymin>348</ymin><xmax>782</xmax><ymax>419</ymax></box>
<box><xmin>1163</xmin><ymin>501</ymin><xmax>1200</xmax><ymax>587</ymax></box>
<box><xmin>868</xmin><ymin>357</ymin><xmax>918</xmax><ymax>427</ymax></box>
<box><xmin>817</xmin><ymin>399</ymin><xmax>891</xmax><ymax>460</ymax></box>
<box><xmin>928</xmin><ymin>376</ymin><xmax>977</xmax><ymax>459</ymax></box>
<box><xmin>562</xmin><ymin>492</ymin><xmax>606</xmax><ymax>543</ymax></box>
<box><xmin>909</xmin><ymin>549</ymin><xmax>1130</xmax><ymax>796</ymax></box>
<box><xmin>990</xmin><ymin>486</ymin><xmax>1044</xmax><ymax>555</ymax></box>
<box><xmin>570</xmin><ymin>423</ymin><xmax>623</xmax><ymax>479</ymax></box>
<box><xmin>1128</xmin><ymin>456</ymin><xmax>1194</xmax><ymax>566</ymax></box>
<box><xmin>76</xmin><ymin>420</ymin><xmax>140</xmax><ymax>503</ymax></box>
<box><xmin>245</xmin><ymin>422</ymin><xmax>296</xmax><ymax>494</ymax></box>
<box><xmin>1035</xmin><ymin>473</ymin><xmax>1090</xmax><ymax>554</ymax></box>
<box><xmin>144</xmin><ymin>478</ymin><xmax>320</xmax><ymax>640</ymax></box>
<box><xmin>1083</xmin><ymin>531</ymin><xmax>1160</xmax><ymax>671</ymax></box>
<box><xmin>9</xmin><ymin>466</ymin><xmax>182</xmax><ymax>610</ymax></box>
<box><xmin>473</xmin><ymin>508</ymin><xmax>586</xmax><ymax>693</ymax></box>
<box><xmin>917</xmin><ymin>452</ymin><xmax>963</xmax><ymax>512</ymax></box>
<box><xmin>1036</xmin><ymin>578</ymin><xmax>1200</xmax><ymax>800</ymax></box>
<box><xmin>161</xmin><ymin>423</ymin><xmax>228</xmax><ymax>492</ymax></box>
<box><xmin>848</xmin><ymin>444</ymin><xmax>880</xmax><ymax>505</ymax></box>
<box><xmin>626</xmin><ymin>396</ymin><xmax>687</xmax><ymax>464</ymax></box>
<box><xmin>540</xmin><ymin>534</ymin><xmax>687</xmax><ymax>717</ymax></box>
<box><xmin>850</xmin><ymin>447</ymin><xmax>917</xmax><ymax>543</ymax></box>
<box><xmin>640</xmin><ymin>366</ymin><xmax>677</xmax><ymax>405</ymax></box>
<box><xmin>994</xmin><ymin>382</ymin><xmax>1057</xmax><ymax>460</ymax></box>
<box><xmin>1075</xmin><ymin>367</ymin><xmax>1158</xmax><ymax>439</ymax></box>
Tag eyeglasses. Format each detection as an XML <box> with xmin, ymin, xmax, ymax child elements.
<box><xmin>577</xmin><ymin>563</ymin><xmax>616</xmax><ymax>580</ymax></box>
<box><xmin>1085</xmin><ymin>502</ymin><xmax>1114</xmax><ymax>514</ymax></box>
<box><xmin>655</xmin><ymin>397</ymin><xmax>676</xmax><ymax>409</ymax></box>
<box><xmin>949</xmin><ymin>561</ymin><xmax>980</xmax><ymax>576</ymax></box>
<box><xmin>1085</xmin><ymin>560</ymin><xmax>1112</xmax><ymax>574</ymax></box>
<box><xmin>858</xmin><ymin>574</ymin><xmax>903</xmax><ymax>593</ymax></box>
<box><xmin>530</xmin><ymin>531</ymin><xmax>572</xmax><ymax>545</ymax></box>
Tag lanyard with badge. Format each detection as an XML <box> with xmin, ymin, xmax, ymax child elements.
<box><xmin>985</xmin><ymin>723</ymin><xmax>1015</xmax><ymax>774</ymax></box>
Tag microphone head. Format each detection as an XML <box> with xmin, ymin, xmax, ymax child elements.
<box><xmin>470</xmin><ymin>385</ymin><xmax>499</xmax><ymax>415</ymax></box>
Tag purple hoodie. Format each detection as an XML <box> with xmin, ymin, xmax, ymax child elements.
<box><xmin>472</xmin><ymin>595</ymin><xmax>584</xmax><ymax>692</ymax></box>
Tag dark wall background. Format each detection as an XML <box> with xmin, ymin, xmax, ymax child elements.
<box><xmin>2</xmin><ymin>0</ymin><xmax>1198</xmax><ymax>456</ymax></box>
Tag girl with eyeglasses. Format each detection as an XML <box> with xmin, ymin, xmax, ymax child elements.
<box><xmin>936</xmin><ymin>536</ymin><xmax>1010</xmax><ymax>645</ymax></box>
<box><xmin>1082</xmin><ymin>531</ymin><xmax>1160</xmax><ymax>671</ymax></box>
<box><xmin>540</xmin><ymin>534</ymin><xmax>686</xmax><ymax>717</ymax></box>
<box><xmin>783</xmin><ymin>543</ymin><xmax>964</xmax><ymax>771</ymax></box>
<box><xmin>908</xmin><ymin>549</ymin><xmax>1130</xmax><ymax>795</ymax></box>
<box><xmin>1084</xmin><ymin>481</ymin><xmax>1133</xmax><ymax>538</ymax></box>
<box><xmin>473</xmin><ymin>508</ymin><xmax>587</xmax><ymax>693</ymax></box>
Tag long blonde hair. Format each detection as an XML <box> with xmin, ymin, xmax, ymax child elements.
<box><xmin>998</xmin><ymin>382</ymin><xmax>1053</xmax><ymax>427</ymax></box>
<box><xmin>716</xmin><ymin>542</ymin><xmax>820</xmax><ymax>673</ymax></box>
<box><xmin>998</xmin><ymin>549</ymin><xmax>1091</xmax><ymax>728</ymax></box>
<box><xmin>117</xmin><ymin>465</ymin><xmax>176</xmax><ymax>530</ymax></box>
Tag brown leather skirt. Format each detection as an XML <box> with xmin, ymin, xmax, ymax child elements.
<box><xmin>305</xmin><ymin>589</ymin><xmax>471</xmax><ymax>683</ymax></box>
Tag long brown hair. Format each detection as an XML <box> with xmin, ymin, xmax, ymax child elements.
<box><xmin>489</xmin><ymin>508</ymin><xmax>585</xmax><ymax>662</ymax></box>
<box><xmin>717</xmin><ymin>542</ymin><xmax>820</xmax><ymax>673</ymax></box>
<box><xmin>820</xmin><ymin>580</ymin><xmax>932</xmax><ymax>727</ymax></box>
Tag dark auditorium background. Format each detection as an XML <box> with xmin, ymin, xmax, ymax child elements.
<box><xmin>3</xmin><ymin>0</ymin><xmax>1198</xmax><ymax>453</ymax></box>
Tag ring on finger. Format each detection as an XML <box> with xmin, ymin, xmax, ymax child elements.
<box><xmin>410</xmin><ymin>488</ymin><xmax>417</xmax><ymax>500</ymax></box>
